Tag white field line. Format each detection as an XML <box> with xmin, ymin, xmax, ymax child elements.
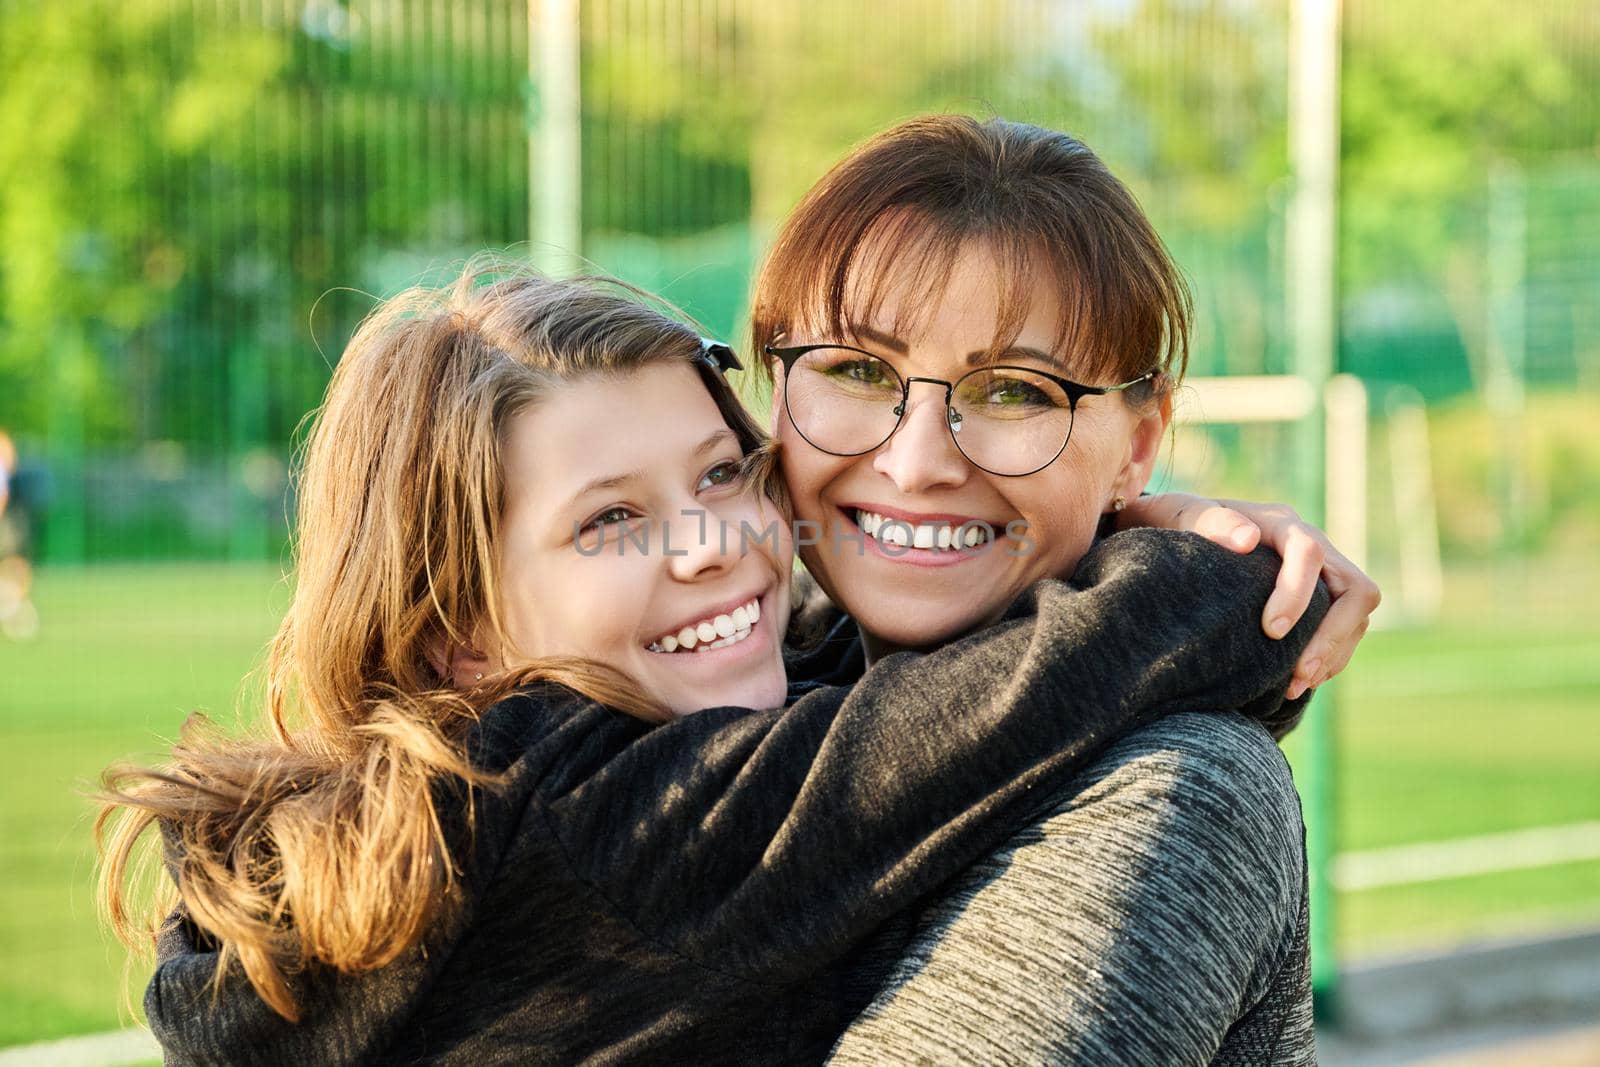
<box><xmin>1333</xmin><ymin>821</ymin><xmax>1600</xmax><ymax>892</ymax></box>
<box><xmin>0</xmin><ymin>1027</ymin><xmax>158</xmax><ymax>1067</ymax></box>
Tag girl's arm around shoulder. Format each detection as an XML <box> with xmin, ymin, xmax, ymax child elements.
<box><xmin>524</xmin><ymin>527</ymin><xmax>1328</xmax><ymax>985</ymax></box>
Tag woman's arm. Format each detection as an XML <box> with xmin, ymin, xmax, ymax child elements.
<box><xmin>827</xmin><ymin>712</ymin><xmax>1315</xmax><ymax>1067</ymax></box>
<box><xmin>530</xmin><ymin>529</ymin><xmax>1329</xmax><ymax>984</ymax></box>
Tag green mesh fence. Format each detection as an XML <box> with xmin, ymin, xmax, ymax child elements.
<box><xmin>3</xmin><ymin>2</ymin><xmax>1595</xmax><ymax>560</ymax></box>
<box><xmin>0</xmin><ymin>0</ymin><xmax>530</xmax><ymax>561</ymax></box>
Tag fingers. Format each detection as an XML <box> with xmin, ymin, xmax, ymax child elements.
<box><xmin>1261</xmin><ymin>524</ymin><xmax>1325</xmax><ymax>640</ymax></box>
<box><xmin>1206</xmin><ymin>497</ymin><xmax>1382</xmax><ymax>697</ymax></box>
<box><xmin>1115</xmin><ymin>491</ymin><xmax>1194</xmax><ymax>533</ymax></box>
<box><xmin>1286</xmin><ymin>546</ymin><xmax>1382</xmax><ymax>698</ymax></box>
<box><xmin>1186</xmin><ymin>504</ymin><xmax>1261</xmax><ymax>553</ymax></box>
<box><xmin>1120</xmin><ymin>493</ymin><xmax>1261</xmax><ymax>552</ymax></box>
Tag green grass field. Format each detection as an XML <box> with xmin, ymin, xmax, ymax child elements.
<box><xmin>1</xmin><ymin>559</ymin><xmax>1597</xmax><ymax>1048</ymax></box>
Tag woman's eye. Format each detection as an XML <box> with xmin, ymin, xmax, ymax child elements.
<box><xmin>827</xmin><ymin>359</ymin><xmax>890</xmax><ymax>386</ymax></box>
<box><xmin>698</xmin><ymin>460</ymin><xmax>745</xmax><ymax>491</ymax></box>
<box><xmin>979</xmin><ymin>377</ymin><xmax>1055</xmax><ymax>408</ymax></box>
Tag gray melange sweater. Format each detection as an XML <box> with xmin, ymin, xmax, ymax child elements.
<box><xmin>827</xmin><ymin>713</ymin><xmax>1316</xmax><ymax>1067</ymax></box>
<box><xmin>145</xmin><ymin>529</ymin><xmax>1326</xmax><ymax>1064</ymax></box>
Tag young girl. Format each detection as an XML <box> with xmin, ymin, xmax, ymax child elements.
<box><xmin>100</xmin><ymin>262</ymin><xmax>1323</xmax><ymax>1063</ymax></box>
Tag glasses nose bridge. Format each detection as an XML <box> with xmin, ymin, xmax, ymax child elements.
<box><xmin>892</xmin><ymin>375</ymin><xmax>955</xmax><ymax>418</ymax></box>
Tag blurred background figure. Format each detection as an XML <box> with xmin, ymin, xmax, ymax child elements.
<box><xmin>0</xmin><ymin>429</ymin><xmax>39</xmax><ymax>641</ymax></box>
<box><xmin>0</xmin><ymin>2</ymin><xmax>1594</xmax><ymax>1064</ymax></box>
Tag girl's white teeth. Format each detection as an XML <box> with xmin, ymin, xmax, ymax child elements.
<box><xmin>648</xmin><ymin>598</ymin><xmax>761</xmax><ymax>653</ymax></box>
<box><xmin>853</xmin><ymin>509</ymin><xmax>991</xmax><ymax>551</ymax></box>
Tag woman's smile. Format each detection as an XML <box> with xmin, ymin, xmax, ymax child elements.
<box><xmin>836</xmin><ymin>505</ymin><xmax>1010</xmax><ymax>569</ymax></box>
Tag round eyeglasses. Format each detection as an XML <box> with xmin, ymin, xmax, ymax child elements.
<box><xmin>765</xmin><ymin>343</ymin><xmax>1158</xmax><ymax>478</ymax></box>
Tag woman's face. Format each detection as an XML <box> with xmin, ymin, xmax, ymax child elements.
<box><xmin>773</xmin><ymin>242</ymin><xmax>1168</xmax><ymax>651</ymax></box>
<box><xmin>493</xmin><ymin>362</ymin><xmax>792</xmax><ymax>714</ymax></box>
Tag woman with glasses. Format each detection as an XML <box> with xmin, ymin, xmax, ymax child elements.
<box><xmin>102</xmin><ymin>263</ymin><xmax>1322</xmax><ymax>1065</ymax></box>
<box><xmin>752</xmin><ymin>116</ymin><xmax>1376</xmax><ymax>1065</ymax></box>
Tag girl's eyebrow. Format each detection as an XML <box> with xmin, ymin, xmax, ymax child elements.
<box><xmin>561</xmin><ymin>429</ymin><xmax>737</xmax><ymax>511</ymax></box>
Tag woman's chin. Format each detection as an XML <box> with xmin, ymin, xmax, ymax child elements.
<box><xmin>855</xmin><ymin>600</ymin><xmax>999</xmax><ymax>654</ymax></box>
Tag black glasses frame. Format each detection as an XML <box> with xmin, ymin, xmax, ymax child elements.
<box><xmin>764</xmin><ymin>342</ymin><xmax>1157</xmax><ymax>477</ymax></box>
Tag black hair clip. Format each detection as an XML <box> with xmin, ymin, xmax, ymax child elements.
<box><xmin>698</xmin><ymin>337</ymin><xmax>743</xmax><ymax>375</ymax></box>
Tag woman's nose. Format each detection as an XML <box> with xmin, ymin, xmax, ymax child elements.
<box><xmin>872</xmin><ymin>387</ymin><xmax>970</xmax><ymax>494</ymax></box>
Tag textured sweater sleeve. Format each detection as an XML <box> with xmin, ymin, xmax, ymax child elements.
<box><xmin>537</xmin><ymin>529</ymin><xmax>1329</xmax><ymax>984</ymax></box>
<box><xmin>826</xmin><ymin>713</ymin><xmax>1314</xmax><ymax>1066</ymax></box>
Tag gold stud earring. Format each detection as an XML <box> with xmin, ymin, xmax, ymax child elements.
<box><xmin>1112</xmin><ymin>496</ymin><xmax>1127</xmax><ymax>512</ymax></box>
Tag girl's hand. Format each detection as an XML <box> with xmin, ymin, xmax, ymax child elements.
<box><xmin>1118</xmin><ymin>493</ymin><xmax>1381</xmax><ymax>699</ymax></box>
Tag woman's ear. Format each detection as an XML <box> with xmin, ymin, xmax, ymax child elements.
<box><xmin>1114</xmin><ymin>392</ymin><xmax>1173</xmax><ymax>501</ymax></box>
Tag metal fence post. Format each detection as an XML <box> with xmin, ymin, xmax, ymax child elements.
<box><xmin>530</xmin><ymin>0</ymin><xmax>582</xmax><ymax>273</ymax></box>
<box><xmin>1289</xmin><ymin>0</ymin><xmax>1343</xmax><ymax>1019</ymax></box>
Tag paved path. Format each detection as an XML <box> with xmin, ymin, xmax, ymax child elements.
<box><xmin>1321</xmin><ymin>1021</ymin><xmax>1600</xmax><ymax>1066</ymax></box>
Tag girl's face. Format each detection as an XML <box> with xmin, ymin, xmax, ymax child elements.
<box><xmin>773</xmin><ymin>241</ymin><xmax>1167</xmax><ymax>653</ymax></box>
<box><xmin>494</xmin><ymin>362</ymin><xmax>792</xmax><ymax>715</ymax></box>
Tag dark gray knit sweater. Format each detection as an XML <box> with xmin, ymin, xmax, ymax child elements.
<box><xmin>145</xmin><ymin>529</ymin><xmax>1327</xmax><ymax>1065</ymax></box>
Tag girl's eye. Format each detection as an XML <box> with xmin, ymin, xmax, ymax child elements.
<box><xmin>583</xmin><ymin>506</ymin><xmax>636</xmax><ymax>531</ymax></box>
<box><xmin>698</xmin><ymin>460</ymin><xmax>745</xmax><ymax>492</ymax></box>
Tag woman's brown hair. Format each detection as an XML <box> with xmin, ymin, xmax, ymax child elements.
<box><xmin>750</xmin><ymin>115</ymin><xmax>1193</xmax><ymax>395</ymax></box>
<box><xmin>96</xmin><ymin>258</ymin><xmax>776</xmax><ymax>1021</ymax></box>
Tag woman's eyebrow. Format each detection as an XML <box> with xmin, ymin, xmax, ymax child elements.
<box><xmin>845</xmin><ymin>322</ymin><xmax>909</xmax><ymax>354</ymax></box>
<box><xmin>562</xmin><ymin>429</ymin><xmax>737</xmax><ymax>510</ymax></box>
<box><xmin>965</xmin><ymin>345</ymin><xmax>1061</xmax><ymax>368</ymax></box>
<box><xmin>847</xmin><ymin>322</ymin><xmax>1060</xmax><ymax>369</ymax></box>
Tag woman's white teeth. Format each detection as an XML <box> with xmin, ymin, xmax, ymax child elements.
<box><xmin>648</xmin><ymin>598</ymin><xmax>761</xmax><ymax>653</ymax></box>
<box><xmin>854</xmin><ymin>509</ymin><xmax>991</xmax><ymax>551</ymax></box>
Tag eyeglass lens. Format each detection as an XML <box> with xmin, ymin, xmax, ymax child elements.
<box><xmin>783</xmin><ymin>347</ymin><xmax>1076</xmax><ymax>476</ymax></box>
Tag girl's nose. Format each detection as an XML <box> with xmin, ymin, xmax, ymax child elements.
<box><xmin>664</xmin><ymin>506</ymin><xmax>741</xmax><ymax>583</ymax></box>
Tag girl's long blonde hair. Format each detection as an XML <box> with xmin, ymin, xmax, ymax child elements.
<box><xmin>97</xmin><ymin>259</ymin><xmax>775</xmax><ymax>1021</ymax></box>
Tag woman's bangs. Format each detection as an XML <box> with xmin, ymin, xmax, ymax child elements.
<box><xmin>822</xmin><ymin>213</ymin><xmax>965</xmax><ymax>344</ymax></box>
